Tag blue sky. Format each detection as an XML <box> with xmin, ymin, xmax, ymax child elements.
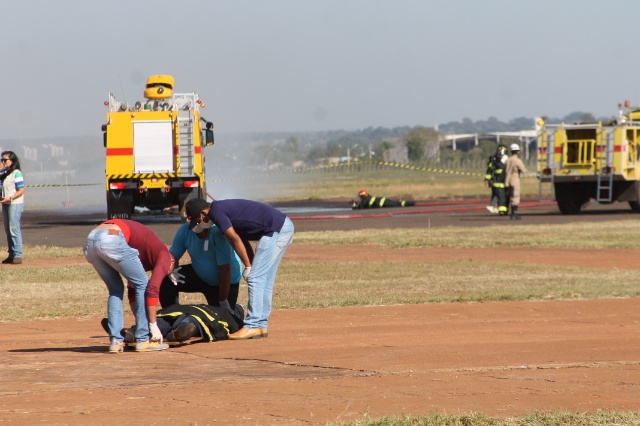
<box><xmin>2</xmin><ymin>0</ymin><xmax>640</xmax><ymax>139</ymax></box>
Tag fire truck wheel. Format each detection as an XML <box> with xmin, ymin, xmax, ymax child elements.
<box><xmin>555</xmin><ymin>183</ymin><xmax>589</xmax><ymax>215</ymax></box>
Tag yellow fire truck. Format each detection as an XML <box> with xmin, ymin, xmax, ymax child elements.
<box><xmin>102</xmin><ymin>75</ymin><xmax>214</xmax><ymax>219</ymax></box>
<box><xmin>537</xmin><ymin>102</ymin><xmax>640</xmax><ymax>214</ymax></box>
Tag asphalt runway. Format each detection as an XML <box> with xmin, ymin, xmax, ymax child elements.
<box><xmin>19</xmin><ymin>198</ymin><xmax>640</xmax><ymax>248</ymax></box>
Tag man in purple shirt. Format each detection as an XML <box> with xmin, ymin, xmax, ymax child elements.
<box><xmin>185</xmin><ymin>198</ymin><xmax>294</xmax><ymax>340</ymax></box>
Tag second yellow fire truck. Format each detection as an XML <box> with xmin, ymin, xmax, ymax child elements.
<box><xmin>537</xmin><ymin>101</ymin><xmax>640</xmax><ymax>214</ymax></box>
<box><xmin>102</xmin><ymin>75</ymin><xmax>214</xmax><ymax>219</ymax></box>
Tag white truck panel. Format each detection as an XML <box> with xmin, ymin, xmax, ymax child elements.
<box><xmin>133</xmin><ymin>121</ymin><xmax>174</xmax><ymax>173</ymax></box>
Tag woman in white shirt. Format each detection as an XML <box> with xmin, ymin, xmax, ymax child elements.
<box><xmin>1</xmin><ymin>151</ymin><xmax>25</xmax><ymax>264</ymax></box>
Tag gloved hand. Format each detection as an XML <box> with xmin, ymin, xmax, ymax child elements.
<box><xmin>149</xmin><ymin>322</ymin><xmax>163</xmax><ymax>343</ymax></box>
<box><xmin>168</xmin><ymin>266</ymin><xmax>185</xmax><ymax>286</ymax></box>
<box><xmin>242</xmin><ymin>266</ymin><xmax>252</xmax><ymax>281</ymax></box>
<box><xmin>219</xmin><ymin>299</ymin><xmax>234</xmax><ymax>315</ymax></box>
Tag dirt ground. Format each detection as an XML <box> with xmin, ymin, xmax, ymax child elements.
<box><xmin>1</xmin><ymin>200</ymin><xmax>640</xmax><ymax>425</ymax></box>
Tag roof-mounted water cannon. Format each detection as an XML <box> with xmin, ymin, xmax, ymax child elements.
<box><xmin>144</xmin><ymin>75</ymin><xmax>175</xmax><ymax>100</ymax></box>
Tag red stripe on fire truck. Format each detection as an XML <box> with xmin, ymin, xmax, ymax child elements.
<box><xmin>106</xmin><ymin>148</ymin><xmax>134</xmax><ymax>156</ymax></box>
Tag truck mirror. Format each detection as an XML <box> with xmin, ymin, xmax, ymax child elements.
<box><xmin>102</xmin><ymin>125</ymin><xmax>107</xmax><ymax>148</ymax></box>
<box><xmin>205</xmin><ymin>129</ymin><xmax>214</xmax><ymax>146</ymax></box>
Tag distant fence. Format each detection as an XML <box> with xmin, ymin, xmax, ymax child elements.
<box><xmin>210</xmin><ymin>159</ymin><xmax>537</xmax><ymax>183</ymax></box>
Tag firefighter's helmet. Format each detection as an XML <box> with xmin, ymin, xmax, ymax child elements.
<box><xmin>358</xmin><ymin>189</ymin><xmax>369</xmax><ymax>197</ymax></box>
<box><xmin>496</xmin><ymin>144</ymin><xmax>508</xmax><ymax>157</ymax></box>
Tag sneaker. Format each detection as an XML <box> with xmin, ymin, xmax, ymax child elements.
<box><xmin>1</xmin><ymin>257</ymin><xmax>13</xmax><ymax>264</ymax></box>
<box><xmin>234</xmin><ymin>303</ymin><xmax>245</xmax><ymax>320</ymax></box>
<box><xmin>166</xmin><ymin>322</ymin><xmax>198</xmax><ymax>342</ymax></box>
<box><xmin>108</xmin><ymin>339</ymin><xmax>125</xmax><ymax>353</ymax></box>
<box><xmin>135</xmin><ymin>340</ymin><xmax>169</xmax><ymax>352</ymax></box>
<box><xmin>10</xmin><ymin>258</ymin><xmax>22</xmax><ymax>264</ymax></box>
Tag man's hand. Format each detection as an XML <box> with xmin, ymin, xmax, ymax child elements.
<box><xmin>149</xmin><ymin>322</ymin><xmax>163</xmax><ymax>343</ymax></box>
<box><xmin>242</xmin><ymin>266</ymin><xmax>252</xmax><ymax>281</ymax></box>
<box><xmin>219</xmin><ymin>299</ymin><xmax>234</xmax><ymax>315</ymax></box>
<box><xmin>168</xmin><ymin>266</ymin><xmax>185</xmax><ymax>286</ymax></box>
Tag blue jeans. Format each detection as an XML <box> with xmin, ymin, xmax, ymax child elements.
<box><xmin>244</xmin><ymin>217</ymin><xmax>294</xmax><ymax>329</ymax></box>
<box><xmin>83</xmin><ymin>229</ymin><xmax>150</xmax><ymax>343</ymax></box>
<box><xmin>2</xmin><ymin>203</ymin><xmax>24</xmax><ymax>259</ymax></box>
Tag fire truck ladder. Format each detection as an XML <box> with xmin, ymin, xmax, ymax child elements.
<box><xmin>596</xmin><ymin>128</ymin><xmax>614</xmax><ymax>202</ymax></box>
<box><xmin>538</xmin><ymin>130</ymin><xmax>555</xmax><ymax>201</ymax></box>
<box><xmin>177</xmin><ymin>110</ymin><xmax>195</xmax><ymax>175</ymax></box>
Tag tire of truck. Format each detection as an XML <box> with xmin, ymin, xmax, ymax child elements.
<box><xmin>107</xmin><ymin>189</ymin><xmax>135</xmax><ymax>219</ymax></box>
<box><xmin>627</xmin><ymin>182</ymin><xmax>640</xmax><ymax>213</ymax></box>
<box><xmin>555</xmin><ymin>183</ymin><xmax>590</xmax><ymax>215</ymax></box>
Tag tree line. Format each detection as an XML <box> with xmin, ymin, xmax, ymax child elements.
<box><xmin>0</xmin><ymin>110</ymin><xmax>611</xmax><ymax>184</ymax></box>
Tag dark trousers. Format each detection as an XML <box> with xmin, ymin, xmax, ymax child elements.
<box><xmin>159</xmin><ymin>264</ymin><xmax>239</xmax><ymax>309</ymax></box>
<box><xmin>489</xmin><ymin>186</ymin><xmax>498</xmax><ymax>205</ymax></box>
<box><xmin>157</xmin><ymin>315</ymin><xmax>199</xmax><ymax>336</ymax></box>
<box><xmin>382</xmin><ymin>199</ymin><xmax>414</xmax><ymax>207</ymax></box>
<box><xmin>496</xmin><ymin>186</ymin><xmax>508</xmax><ymax>214</ymax></box>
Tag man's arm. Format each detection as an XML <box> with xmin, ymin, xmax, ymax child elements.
<box><xmin>147</xmin><ymin>305</ymin><xmax>158</xmax><ymax>324</ymax></box>
<box><xmin>223</xmin><ymin>226</ymin><xmax>252</xmax><ymax>267</ymax></box>
<box><xmin>145</xmin><ymin>250</ymin><xmax>173</xmax><ymax>318</ymax></box>
<box><xmin>519</xmin><ymin>158</ymin><xmax>528</xmax><ymax>174</ymax></box>
<box><xmin>218</xmin><ymin>264</ymin><xmax>231</xmax><ymax>302</ymax></box>
<box><xmin>169</xmin><ymin>227</ymin><xmax>188</xmax><ymax>263</ymax></box>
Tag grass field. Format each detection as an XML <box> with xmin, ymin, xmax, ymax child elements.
<box><xmin>206</xmin><ymin>164</ymin><xmax>542</xmax><ymax>202</ymax></box>
<box><xmin>339</xmin><ymin>410</ymin><xmax>640</xmax><ymax>425</ymax></box>
<box><xmin>2</xmin><ymin>221</ymin><xmax>639</xmax><ymax>322</ymax></box>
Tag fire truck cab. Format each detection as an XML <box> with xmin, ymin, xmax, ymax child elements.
<box><xmin>102</xmin><ymin>75</ymin><xmax>214</xmax><ymax>219</ymax></box>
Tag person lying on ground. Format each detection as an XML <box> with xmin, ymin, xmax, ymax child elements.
<box><xmin>351</xmin><ymin>189</ymin><xmax>415</xmax><ymax>209</ymax></box>
<box><xmin>101</xmin><ymin>303</ymin><xmax>245</xmax><ymax>346</ymax></box>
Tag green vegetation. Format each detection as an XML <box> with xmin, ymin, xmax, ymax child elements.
<box><xmin>246</xmin><ymin>166</ymin><xmax>540</xmax><ymax>201</ymax></box>
<box><xmin>22</xmin><ymin>245</ymin><xmax>82</xmax><ymax>258</ymax></box>
<box><xmin>9</xmin><ymin>219</ymin><xmax>640</xmax><ymax>261</ymax></box>
<box><xmin>336</xmin><ymin>410</ymin><xmax>640</xmax><ymax>425</ymax></box>
<box><xmin>294</xmin><ymin>221</ymin><xmax>640</xmax><ymax>249</ymax></box>
<box><xmin>3</xmin><ymin>220</ymin><xmax>639</xmax><ymax>320</ymax></box>
<box><xmin>275</xmin><ymin>260</ymin><xmax>640</xmax><ymax>308</ymax></box>
<box><xmin>2</xmin><ymin>255</ymin><xmax>639</xmax><ymax>322</ymax></box>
